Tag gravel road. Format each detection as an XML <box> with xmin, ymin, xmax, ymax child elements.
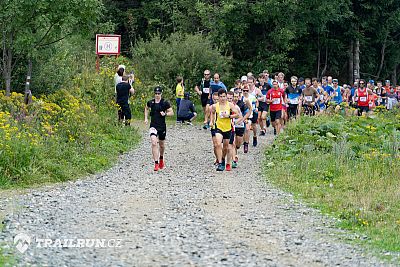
<box><xmin>0</xmin><ymin>124</ymin><xmax>396</xmax><ymax>266</ymax></box>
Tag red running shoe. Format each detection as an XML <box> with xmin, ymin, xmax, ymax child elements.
<box><xmin>154</xmin><ymin>163</ymin><xmax>160</xmax><ymax>171</ymax></box>
<box><xmin>226</xmin><ymin>164</ymin><xmax>231</xmax><ymax>171</ymax></box>
<box><xmin>159</xmin><ymin>160</ymin><xmax>165</xmax><ymax>169</ymax></box>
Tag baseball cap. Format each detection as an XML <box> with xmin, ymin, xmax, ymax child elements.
<box><xmin>332</xmin><ymin>79</ymin><xmax>338</xmax><ymax>83</ymax></box>
<box><xmin>240</xmin><ymin>76</ymin><xmax>248</xmax><ymax>82</ymax></box>
<box><xmin>298</xmin><ymin>77</ymin><xmax>304</xmax><ymax>82</ymax></box>
<box><xmin>118</xmin><ymin>65</ymin><xmax>126</xmax><ymax>70</ymax></box>
<box><xmin>154</xmin><ymin>86</ymin><xmax>163</xmax><ymax>93</ymax></box>
<box><xmin>369</xmin><ymin>80</ymin><xmax>375</xmax><ymax>84</ymax></box>
<box><xmin>184</xmin><ymin>92</ymin><xmax>190</xmax><ymax>98</ymax></box>
<box><xmin>385</xmin><ymin>80</ymin><xmax>390</xmax><ymax>83</ymax></box>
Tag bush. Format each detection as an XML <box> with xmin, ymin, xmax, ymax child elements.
<box><xmin>132</xmin><ymin>32</ymin><xmax>233</xmax><ymax>97</ymax></box>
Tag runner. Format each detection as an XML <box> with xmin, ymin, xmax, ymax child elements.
<box><xmin>353</xmin><ymin>79</ymin><xmax>372</xmax><ymax>116</ymax></box>
<box><xmin>285</xmin><ymin>76</ymin><xmax>302</xmax><ymax>120</ymax></box>
<box><xmin>247</xmin><ymin>76</ymin><xmax>260</xmax><ymax>147</ymax></box>
<box><xmin>266</xmin><ymin>80</ymin><xmax>286</xmax><ymax>135</ymax></box>
<box><xmin>144</xmin><ymin>87</ymin><xmax>174</xmax><ymax>171</ymax></box>
<box><xmin>301</xmin><ymin>78</ymin><xmax>319</xmax><ymax>116</ymax></box>
<box><xmin>210</xmin><ymin>89</ymin><xmax>240</xmax><ymax>171</ymax></box>
<box><xmin>194</xmin><ymin>70</ymin><xmax>211</xmax><ymax>128</ymax></box>
<box><xmin>241</xmin><ymin>84</ymin><xmax>253</xmax><ymax>153</ymax></box>
<box><xmin>257</xmin><ymin>73</ymin><xmax>271</xmax><ymax>135</ymax></box>
<box><xmin>326</xmin><ymin>79</ymin><xmax>343</xmax><ymax>108</ymax></box>
<box><xmin>232</xmin><ymin>90</ymin><xmax>251</xmax><ymax>167</ymax></box>
<box><xmin>312</xmin><ymin>78</ymin><xmax>327</xmax><ymax>114</ymax></box>
<box><xmin>204</xmin><ymin>73</ymin><xmax>227</xmax><ymax>129</ymax></box>
<box><xmin>210</xmin><ymin>92</ymin><xmax>220</xmax><ymax>165</ymax></box>
<box><xmin>376</xmin><ymin>81</ymin><xmax>387</xmax><ymax>107</ymax></box>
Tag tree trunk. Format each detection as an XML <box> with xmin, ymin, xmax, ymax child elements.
<box><xmin>24</xmin><ymin>59</ymin><xmax>33</xmax><ymax>105</ymax></box>
<box><xmin>376</xmin><ymin>35</ymin><xmax>387</xmax><ymax>79</ymax></box>
<box><xmin>2</xmin><ymin>31</ymin><xmax>13</xmax><ymax>96</ymax></box>
<box><xmin>392</xmin><ymin>64</ymin><xmax>397</xmax><ymax>86</ymax></box>
<box><xmin>317</xmin><ymin>34</ymin><xmax>321</xmax><ymax>78</ymax></box>
<box><xmin>321</xmin><ymin>46</ymin><xmax>328</xmax><ymax>77</ymax></box>
<box><xmin>354</xmin><ymin>38</ymin><xmax>360</xmax><ymax>80</ymax></box>
<box><xmin>349</xmin><ymin>40</ymin><xmax>354</xmax><ymax>84</ymax></box>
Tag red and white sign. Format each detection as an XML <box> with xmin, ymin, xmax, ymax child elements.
<box><xmin>96</xmin><ymin>34</ymin><xmax>121</xmax><ymax>55</ymax></box>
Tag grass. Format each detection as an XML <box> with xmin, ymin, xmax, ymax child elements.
<box><xmin>265</xmin><ymin>111</ymin><xmax>400</xmax><ymax>261</ymax></box>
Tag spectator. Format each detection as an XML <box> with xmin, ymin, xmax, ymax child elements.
<box><xmin>178</xmin><ymin>92</ymin><xmax>197</xmax><ymax>125</ymax></box>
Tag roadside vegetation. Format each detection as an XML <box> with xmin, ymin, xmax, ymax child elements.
<box><xmin>265</xmin><ymin>111</ymin><xmax>400</xmax><ymax>255</ymax></box>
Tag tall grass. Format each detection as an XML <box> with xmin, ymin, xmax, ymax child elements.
<box><xmin>265</xmin><ymin>112</ymin><xmax>400</xmax><ymax>256</ymax></box>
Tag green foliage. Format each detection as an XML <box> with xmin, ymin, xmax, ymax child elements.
<box><xmin>132</xmin><ymin>32</ymin><xmax>232</xmax><ymax>94</ymax></box>
<box><xmin>265</xmin><ymin>112</ymin><xmax>400</xmax><ymax>254</ymax></box>
<box><xmin>0</xmin><ymin>61</ymin><xmax>140</xmax><ymax>188</ymax></box>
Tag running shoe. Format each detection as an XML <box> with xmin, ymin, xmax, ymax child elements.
<box><xmin>266</xmin><ymin>117</ymin><xmax>271</xmax><ymax>128</ymax></box>
<box><xmin>159</xmin><ymin>160</ymin><xmax>165</xmax><ymax>169</ymax></box>
<box><xmin>186</xmin><ymin>121</ymin><xmax>193</xmax><ymax>125</ymax></box>
<box><xmin>154</xmin><ymin>163</ymin><xmax>160</xmax><ymax>171</ymax></box>
<box><xmin>226</xmin><ymin>164</ymin><xmax>231</xmax><ymax>171</ymax></box>
<box><xmin>203</xmin><ymin>123</ymin><xmax>208</xmax><ymax>129</ymax></box>
<box><xmin>253</xmin><ymin>137</ymin><xmax>258</xmax><ymax>147</ymax></box>
<box><xmin>214</xmin><ymin>159</ymin><xmax>219</xmax><ymax>166</ymax></box>
<box><xmin>260</xmin><ymin>130</ymin><xmax>266</xmax><ymax>136</ymax></box>
<box><xmin>232</xmin><ymin>161</ymin><xmax>238</xmax><ymax>168</ymax></box>
<box><xmin>244</xmin><ymin>143</ymin><xmax>248</xmax><ymax>153</ymax></box>
<box><xmin>216</xmin><ymin>163</ymin><xmax>225</xmax><ymax>171</ymax></box>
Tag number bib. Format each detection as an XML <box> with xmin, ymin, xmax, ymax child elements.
<box><xmin>149</xmin><ymin>127</ymin><xmax>158</xmax><ymax>136</ymax></box>
<box><xmin>305</xmin><ymin>96</ymin><xmax>313</xmax><ymax>102</ymax></box>
<box><xmin>272</xmin><ymin>98</ymin><xmax>281</xmax><ymax>104</ymax></box>
<box><xmin>202</xmin><ymin>87</ymin><xmax>209</xmax><ymax>94</ymax></box>
<box><xmin>359</xmin><ymin>96</ymin><xmax>367</xmax><ymax>102</ymax></box>
<box><xmin>289</xmin><ymin>98</ymin><xmax>299</xmax><ymax>104</ymax></box>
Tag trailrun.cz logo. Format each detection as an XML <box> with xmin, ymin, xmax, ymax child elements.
<box><xmin>13</xmin><ymin>233</ymin><xmax>122</xmax><ymax>253</ymax></box>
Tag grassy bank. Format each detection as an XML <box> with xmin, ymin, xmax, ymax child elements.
<box><xmin>265</xmin><ymin>111</ymin><xmax>400</xmax><ymax>257</ymax></box>
<box><xmin>0</xmin><ymin>59</ymin><xmax>141</xmax><ymax>189</ymax></box>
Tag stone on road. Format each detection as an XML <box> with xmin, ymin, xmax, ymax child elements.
<box><xmin>0</xmin><ymin>124</ymin><xmax>392</xmax><ymax>266</ymax></box>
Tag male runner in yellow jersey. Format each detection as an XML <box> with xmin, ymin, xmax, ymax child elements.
<box><xmin>210</xmin><ymin>89</ymin><xmax>241</xmax><ymax>171</ymax></box>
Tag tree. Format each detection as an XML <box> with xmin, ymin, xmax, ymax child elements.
<box><xmin>0</xmin><ymin>0</ymin><xmax>104</xmax><ymax>95</ymax></box>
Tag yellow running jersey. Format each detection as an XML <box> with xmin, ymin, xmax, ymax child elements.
<box><xmin>215</xmin><ymin>102</ymin><xmax>232</xmax><ymax>132</ymax></box>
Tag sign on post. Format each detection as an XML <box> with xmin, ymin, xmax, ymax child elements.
<box><xmin>96</xmin><ymin>34</ymin><xmax>121</xmax><ymax>55</ymax></box>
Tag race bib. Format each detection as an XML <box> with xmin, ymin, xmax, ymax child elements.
<box><xmin>149</xmin><ymin>127</ymin><xmax>158</xmax><ymax>135</ymax></box>
<box><xmin>359</xmin><ymin>96</ymin><xmax>367</xmax><ymax>102</ymax></box>
<box><xmin>202</xmin><ymin>87</ymin><xmax>209</xmax><ymax>94</ymax></box>
<box><xmin>319</xmin><ymin>95</ymin><xmax>324</xmax><ymax>101</ymax></box>
<box><xmin>289</xmin><ymin>98</ymin><xmax>299</xmax><ymax>105</ymax></box>
<box><xmin>234</xmin><ymin>118</ymin><xmax>245</xmax><ymax>128</ymax></box>
<box><xmin>219</xmin><ymin>111</ymin><xmax>227</xmax><ymax>118</ymax></box>
<box><xmin>305</xmin><ymin>96</ymin><xmax>313</xmax><ymax>102</ymax></box>
<box><xmin>335</xmin><ymin>92</ymin><xmax>339</xmax><ymax>97</ymax></box>
<box><xmin>272</xmin><ymin>98</ymin><xmax>281</xmax><ymax>104</ymax></box>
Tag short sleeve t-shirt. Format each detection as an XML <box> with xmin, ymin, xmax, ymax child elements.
<box><xmin>116</xmin><ymin>82</ymin><xmax>132</xmax><ymax>104</ymax></box>
<box><xmin>302</xmin><ymin>87</ymin><xmax>318</xmax><ymax>104</ymax></box>
<box><xmin>147</xmin><ymin>99</ymin><xmax>171</xmax><ymax>129</ymax></box>
<box><xmin>197</xmin><ymin>79</ymin><xmax>211</xmax><ymax>95</ymax></box>
<box><xmin>266</xmin><ymin>89</ymin><xmax>284</xmax><ymax>112</ymax></box>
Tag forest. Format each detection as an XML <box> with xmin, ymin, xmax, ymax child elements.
<box><xmin>1</xmin><ymin>0</ymin><xmax>400</xmax><ymax>95</ymax></box>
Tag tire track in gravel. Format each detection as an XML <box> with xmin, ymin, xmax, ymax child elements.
<box><xmin>0</xmin><ymin>124</ymin><xmax>395</xmax><ymax>266</ymax></box>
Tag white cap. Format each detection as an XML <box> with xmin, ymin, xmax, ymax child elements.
<box><xmin>240</xmin><ymin>76</ymin><xmax>248</xmax><ymax>82</ymax></box>
<box><xmin>118</xmin><ymin>65</ymin><xmax>126</xmax><ymax>70</ymax></box>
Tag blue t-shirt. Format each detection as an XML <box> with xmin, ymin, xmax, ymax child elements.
<box><xmin>210</xmin><ymin>81</ymin><xmax>227</xmax><ymax>95</ymax></box>
<box><xmin>326</xmin><ymin>86</ymin><xmax>342</xmax><ymax>104</ymax></box>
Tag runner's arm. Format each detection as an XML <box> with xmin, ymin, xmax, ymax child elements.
<box><xmin>209</xmin><ymin>105</ymin><xmax>216</xmax><ymax>127</ymax></box>
<box><xmin>229</xmin><ymin>103</ymin><xmax>240</xmax><ymax>119</ymax></box>
<box><xmin>165</xmin><ymin>107</ymin><xmax>174</xmax><ymax>117</ymax></box>
<box><xmin>194</xmin><ymin>85</ymin><xmax>202</xmax><ymax>96</ymax></box>
<box><xmin>144</xmin><ymin>105</ymin><xmax>149</xmax><ymax>124</ymax></box>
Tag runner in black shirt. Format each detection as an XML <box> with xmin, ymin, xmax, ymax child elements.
<box><xmin>144</xmin><ymin>87</ymin><xmax>174</xmax><ymax>171</ymax></box>
<box><xmin>116</xmin><ymin>76</ymin><xmax>135</xmax><ymax>125</ymax></box>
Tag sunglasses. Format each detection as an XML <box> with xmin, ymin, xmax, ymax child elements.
<box><xmin>155</xmin><ymin>92</ymin><xmax>161</xmax><ymax>95</ymax></box>
<box><xmin>359</xmin><ymin>83</ymin><xmax>365</xmax><ymax>85</ymax></box>
<box><xmin>243</xmin><ymin>90</ymin><xmax>249</xmax><ymax>92</ymax></box>
<box><xmin>204</xmin><ymin>73</ymin><xmax>210</xmax><ymax>76</ymax></box>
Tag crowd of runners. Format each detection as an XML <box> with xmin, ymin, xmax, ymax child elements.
<box><xmin>114</xmin><ymin>65</ymin><xmax>400</xmax><ymax>172</ymax></box>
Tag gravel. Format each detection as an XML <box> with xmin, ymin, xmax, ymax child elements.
<box><xmin>0</xmin><ymin>124</ymin><xmax>398</xmax><ymax>266</ymax></box>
